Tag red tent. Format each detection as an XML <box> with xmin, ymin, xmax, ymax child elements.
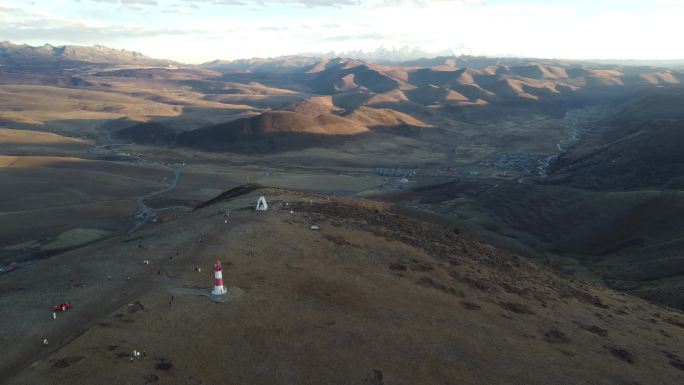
<box><xmin>53</xmin><ymin>302</ymin><xmax>72</xmax><ymax>312</ymax></box>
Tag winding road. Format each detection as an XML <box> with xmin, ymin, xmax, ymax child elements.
<box><xmin>513</xmin><ymin>108</ymin><xmax>603</xmax><ymax>184</ymax></box>
<box><xmin>535</xmin><ymin>112</ymin><xmax>583</xmax><ymax>177</ymax></box>
<box><xmin>128</xmin><ymin>164</ymin><xmax>183</xmax><ymax>234</ymax></box>
<box><xmin>95</xmin><ymin>123</ymin><xmax>185</xmax><ymax>234</ymax></box>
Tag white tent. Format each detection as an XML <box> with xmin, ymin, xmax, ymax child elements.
<box><xmin>256</xmin><ymin>196</ymin><xmax>268</xmax><ymax>211</ymax></box>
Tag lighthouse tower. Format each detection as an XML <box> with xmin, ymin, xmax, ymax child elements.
<box><xmin>212</xmin><ymin>260</ymin><xmax>227</xmax><ymax>295</ymax></box>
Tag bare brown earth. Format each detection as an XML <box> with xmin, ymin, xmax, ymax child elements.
<box><xmin>3</xmin><ymin>55</ymin><xmax>682</xmax><ymax>309</ymax></box>
<box><xmin>3</xmin><ymin>48</ymin><xmax>684</xmax><ymax>385</ymax></box>
<box><xmin>1</xmin><ymin>186</ymin><xmax>683</xmax><ymax>385</ymax></box>
<box><xmin>0</xmin><ymin>156</ymin><xmax>168</xmax><ymax>254</ymax></box>
<box><xmin>381</xmin><ymin>176</ymin><xmax>684</xmax><ymax>310</ymax></box>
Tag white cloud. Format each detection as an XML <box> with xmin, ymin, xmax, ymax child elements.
<box><xmin>181</xmin><ymin>0</ymin><xmax>359</xmax><ymax>6</ymax></box>
<box><xmin>2</xmin><ymin>0</ymin><xmax>683</xmax><ymax>62</ymax></box>
<box><xmin>179</xmin><ymin>0</ymin><xmax>481</xmax><ymax>7</ymax></box>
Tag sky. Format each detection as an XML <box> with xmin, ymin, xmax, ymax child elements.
<box><xmin>1</xmin><ymin>0</ymin><xmax>682</xmax><ymax>63</ymax></box>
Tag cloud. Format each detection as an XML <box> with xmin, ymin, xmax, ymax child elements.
<box><xmin>15</xmin><ymin>0</ymin><xmax>481</xmax><ymax>12</ymax></box>
<box><xmin>184</xmin><ymin>0</ymin><xmax>358</xmax><ymax>6</ymax></box>
<box><xmin>84</xmin><ymin>0</ymin><xmax>159</xmax><ymax>11</ymax></box>
<box><xmin>91</xmin><ymin>0</ymin><xmax>158</xmax><ymax>4</ymax></box>
<box><xmin>318</xmin><ymin>32</ymin><xmax>388</xmax><ymax>42</ymax></box>
<box><xmin>258</xmin><ymin>26</ymin><xmax>290</xmax><ymax>31</ymax></box>
<box><xmin>374</xmin><ymin>0</ymin><xmax>482</xmax><ymax>6</ymax></box>
<box><xmin>180</xmin><ymin>0</ymin><xmax>245</xmax><ymax>5</ymax></box>
<box><xmin>162</xmin><ymin>5</ymin><xmax>196</xmax><ymax>13</ymax></box>
<box><xmin>4</xmin><ymin>0</ymin><xmax>683</xmax><ymax>62</ymax></box>
<box><xmin>0</xmin><ymin>4</ymin><xmax>33</xmax><ymax>18</ymax></box>
<box><xmin>122</xmin><ymin>0</ymin><xmax>158</xmax><ymax>4</ymax></box>
<box><xmin>0</xmin><ymin>5</ymin><xmax>26</xmax><ymax>13</ymax></box>
<box><xmin>0</xmin><ymin>18</ymin><xmax>202</xmax><ymax>43</ymax></box>
<box><xmin>179</xmin><ymin>0</ymin><xmax>480</xmax><ymax>7</ymax></box>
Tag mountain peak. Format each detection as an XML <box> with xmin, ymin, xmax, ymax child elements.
<box><xmin>0</xmin><ymin>41</ymin><xmax>173</xmax><ymax>66</ymax></box>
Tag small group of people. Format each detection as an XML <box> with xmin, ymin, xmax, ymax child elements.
<box><xmin>130</xmin><ymin>349</ymin><xmax>147</xmax><ymax>361</ymax></box>
<box><xmin>219</xmin><ymin>207</ymin><xmax>231</xmax><ymax>223</ymax></box>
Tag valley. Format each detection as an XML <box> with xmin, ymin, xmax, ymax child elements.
<box><xmin>2</xmin><ymin>41</ymin><xmax>684</xmax><ymax>384</ymax></box>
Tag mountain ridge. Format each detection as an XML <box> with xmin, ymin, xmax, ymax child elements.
<box><xmin>0</xmin><ymin>41</ymin><xmax>174</xmax><ymax>66</ymax></box>
<box><xmin>2</xmin><ymin>184</ymin><xmax>684</xmax><ymax>384</ymax></box>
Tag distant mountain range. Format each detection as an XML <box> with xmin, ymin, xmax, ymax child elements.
<box><xmin>202</xmin><ymin>50</ymin><xmax>684</xmax><ymax>72</ymax></box>
<box><xmin>309</xmin><ymin>46</ymin><xmax>468</xmax><ymax>63</ymax></box>
<box><xmin>0</xmin><ymin>41</ymin><xmax>174</xmax><ymax>66</ymax></box>
<box><xmin>110</xmin><ymin>55</ymin><xmax>684</xmax><ymax>155</ymax></box>
<box><xmin>3</xmin><ymin>41</ymin><xmax>684</xmax><ymax>71</ymax></box>
<box><xmin>199</xmin><ymin>54</ymin><xmax>569</xmax><ymax>73</ymax></box>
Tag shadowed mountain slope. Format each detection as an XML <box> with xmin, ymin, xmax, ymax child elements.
<box><xmin>1</xmin><ymin>185</ymin><xmax>683</xmax><ymax>385</ymax></box>
<box><xmin>176</xmin><ymin>110</ymin><xmax>368</xmax><ymax>153</ymax></box>
<box><xmin>549</xmin><ymin>88</ymin><xmax>684</xmax><ymax>190</ymax></box>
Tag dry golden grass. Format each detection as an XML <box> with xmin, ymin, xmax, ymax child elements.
<box><xmin>282</xmin><ymin>95</ymin><xmax>342</xmax><ymax>116</ymax></box>
<box><xmin>0</xmin><ymin>128</ymin><xmax>86</xmax><ymax>145</ymax></box>
<box><xmin>346</xmin><ymin>106</ymin><xmax>430</xmax><ymax>127</ymax></box>
<box><xmin>366</xmin><ymin>89</ymin><xmax>409</xmax><ymax>105</ymax></box>
<box><xmin>0</xmin><ymin>85</ymin><xmax>180</xmax><ymax>124</ymax></box>
<box><xmin>0</xmin><ymin>83</ymin><xmax>257</xmax><ymax>126</ymax></box>
<box><xmin>2</xmin><ymin>188</ymin><xmax>683</xmax><ymax>385</ymax></box>
<box><xmin>90</xmin><ymin>79</ymin><xmax>257</xmax><ymax>110</ymax></box>
<box><xmin>0</xmin><ymin>155</ymin><xmax>88</xmax><ymax>168</ymax></box>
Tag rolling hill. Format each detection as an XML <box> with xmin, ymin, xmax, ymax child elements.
<box><xmin>281</xmin><ymin>95</ymin><xmax>342</xmax><ymax>116</ymax></box>
<box><xmin>176</xmin><ymin>111</ymin><xmax>369</xmax><ymax>153</ymax></box>
<box><xmin>4</xmin><ymin>41</ymin><xmax>684</xmax><ymax>385</ymax></box>
<box><xmin>384</xmin><ymin>178</ymin><xmax>684</xmax><ymax>310</ymax></box>
<box><xmin>2</xmin><ymin>185</ymin><xmax>683</xmax><ymax>385</ymax></box>
<box><xmin>345</xmin><ymin>106</ymin><xmax>429</xmax><ymax>128</ymax></box>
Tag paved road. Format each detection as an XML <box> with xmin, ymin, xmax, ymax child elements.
<box><xmin>94</xmin><ymin>122</ymin><xmax>185</xmax><ymax>234</ymax></box>
<box><xmin>519</xmin><ymin>107</ymin><xmax>605</xmax><ymax>183</ymax></box>
<box><xmin>535</xmin><ymin>114</ymin><xmax>581</xmax><ymax>177</ymax></box>
<box><xmin>128</xmin><ymin>164</ymin><xmax>183</xmax><ymax>234</ymax></box>
<box><xmin>93</xmin><ymin>124</ymin><xmax>133</xmax><ymax>150</ymax></box>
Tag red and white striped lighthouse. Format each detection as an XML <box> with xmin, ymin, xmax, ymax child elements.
<box><xmin>212</xmin><ymin>260</ymin><xmax>227</xmax><ymax>295</ymax></box>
